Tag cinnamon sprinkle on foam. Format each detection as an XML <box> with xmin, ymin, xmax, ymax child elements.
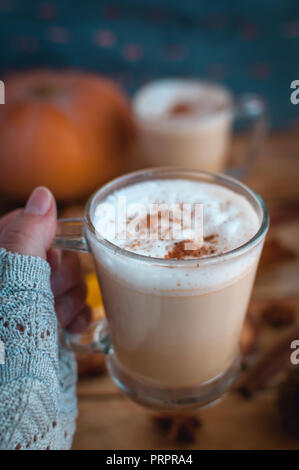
<box><xmin>168</xmin><ymin>102</ymin><xmax>196</xmax><ymax>117</ymax></box>
<box><xmin>164</xmin><ymin>239</ymin><xmax>218</xmax><ymax>260</ymax></box>
<box><xmin>93</xmin><ymin>179</ymin><xmax>260</xmax><ymax>260</ymax></box>
<box><xmin>204</xmin><ymin>234</ymin><xmax>219</xmax><ymax>243</ymax></box>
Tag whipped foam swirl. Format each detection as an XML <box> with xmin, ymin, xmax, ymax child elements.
<box><xmin>93</xmin><ymin>179</ymin><xmax>260</xmax><ymax>260</ymax></box>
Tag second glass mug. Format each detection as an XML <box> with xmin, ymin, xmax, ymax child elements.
<box><xmin>132</xmin><ymin>79</ymin><xmax>267</xmax><ymax>180</ymax></box>
<box><xmin>55</xmin><ymin>167</ymin><xmax>269</xmax><ymax>411</ymax></box>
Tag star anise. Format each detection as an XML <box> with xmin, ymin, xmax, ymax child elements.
<box><xmin>262</xmin><ymin>301</ymin><xmax>295</xmax><ymax>328</ymax></box>
<box><xmin>153</xmin><ymin>412</ymin><xmax>201</xmax><ymax>443</ymax></box>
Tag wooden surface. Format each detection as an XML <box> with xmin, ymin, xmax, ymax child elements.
<box><xmin>72</xmin><ymin>132</ymin><xmax>299</xmax><ymax>450</ymax></box>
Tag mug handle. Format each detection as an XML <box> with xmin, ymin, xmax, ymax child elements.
<box><xmin>228</xmin><ymin>94</ymin><xmax>268</xmax><ymax>180</ymax></box>
<box><xmin>54</xmin><ymin>218</ymin><xmax>111</xmax><ymax>355</ymax></box>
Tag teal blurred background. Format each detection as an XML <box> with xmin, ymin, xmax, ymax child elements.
<box><xmin>0</xmin><ymin>0</ymin><xmax>298</xmax><ymax>129</ymax></box>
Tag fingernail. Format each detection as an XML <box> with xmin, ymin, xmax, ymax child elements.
<box><xmin>24</xmin><ymin>187</ymin><xmax>52</xmax><ymax>216</ymax></box>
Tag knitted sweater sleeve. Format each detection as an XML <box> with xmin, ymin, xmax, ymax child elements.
<box><xmin>0</xmin><ymin>248</ymin><xmax>77</xmax><ymax>450</ymax></box>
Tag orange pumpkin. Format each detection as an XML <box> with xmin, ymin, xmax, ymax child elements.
<box><xmin>0</xmin><ymin>70</ymin><xmax>136</xmax><ymax>201</ymax></box>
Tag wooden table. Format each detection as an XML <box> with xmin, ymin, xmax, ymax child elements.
<box><xmin>71</xmin><ymin>132</ymin><xmax>299</xmax><ymax>449</ymax></box>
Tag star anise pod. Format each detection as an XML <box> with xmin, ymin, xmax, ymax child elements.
<box><xmin>262</xmin><ymin>301</ymin><xmax>295</xmax><ymax>328</ymax></box>
<box><xmin>153</xmin><ymin>412</ymin><xmax>201</xmax><ymax>443</ymax></box>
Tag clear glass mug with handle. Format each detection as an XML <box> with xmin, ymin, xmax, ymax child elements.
<box><xmin>132</xmin><ymin>79</ymin><xmax>267</xmax><ymax>180</ymax></box>
<box><xmin>55</xmin><ymin>168</ymin><xmax>269</xmax><ymax>411</ymax></box>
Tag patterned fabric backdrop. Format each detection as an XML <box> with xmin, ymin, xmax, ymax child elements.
<box><xmin>0</xmin><ymin>0</ymin><xmax>298</xmax><ymax>129</ymax></box>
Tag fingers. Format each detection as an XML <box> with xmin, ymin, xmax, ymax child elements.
<box><xmin>55</xmin><ymin>278</ymin><xmax>88</xmax><ymax>330</ymax></box>
<box><xmin>0</xmin><ymin>189</ymin><xmax>92</xmax><ymax>335</ymax></box>
<box><xmin>47</xmin><ymin>248</ymin><xmax>62</xmax><ymax>272</ymax></box>
<box><xmin>67</xmin><ymin>305</ymin><xmax>92</xmax><ymax>334</ymax></box>
<box><xmin>0</xmin><ymin>209</ymin><xmax>22</xmax><ymax>232</ymax></box>
<box><xmin>51</xmin><ymin>251</ymin><xmax>91</xmax><ymax>333</ymax></box>
<box><xmin>51</xmin><ymin>251</ymin><xmax>83</xmax><ymax>297</ymax></box>
<box><xmin>0</xmin><ymin>187</ymin><xmax>57</xmax><ymax>259</ymax></box>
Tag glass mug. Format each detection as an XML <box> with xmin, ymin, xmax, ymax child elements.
<box><xmin>132</xmin><ymin>79</ymin><xmax>267</xmax><ymax>179</ymax></box>
<box><xmin>55</xmin><ymin>168</ymin><xmax>269</xmax><ymax>411</ymax></box>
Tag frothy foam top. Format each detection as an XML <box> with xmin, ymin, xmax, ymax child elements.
<box><xmin>133</xmin><ymin>80</ymin><xmax>232</xmax><ymax>128</ymax></box>
<box><xmin>93</xmin><ymin>179</ymin><xmax>260</xmax><ymax>260</ymax></box>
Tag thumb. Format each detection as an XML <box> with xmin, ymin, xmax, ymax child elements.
<box><xmin>0</xmin><ymin>187</ymin><xmax>57</xmax><ymax>259</ymax></box>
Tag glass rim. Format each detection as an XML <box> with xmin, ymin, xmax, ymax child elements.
<box><xmin>84</xmin><ymin>167</ymin><xmax>269</xmax><ymax>267</ymax></box>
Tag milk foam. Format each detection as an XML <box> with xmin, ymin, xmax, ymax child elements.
<box><xmin>89</xmin><ymin>178</ymin><xmax>263</xmax><ymax>293</ymax></box>
<box><xmin>133</xmin><ymin>79</ymin><xmax>232</xmax><ymax>129</ymax></box>
<box><xmin>93</xmin><ymin>179</ymin><xmax>260</xmax><ymax>259</ymax></box>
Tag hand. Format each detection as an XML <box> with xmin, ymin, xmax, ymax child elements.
<box><xmin>0</xmin><ymin>187</ymin><xmax>91</xmax><ymax>333</ymax></box>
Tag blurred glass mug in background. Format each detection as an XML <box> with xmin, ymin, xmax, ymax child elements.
<box><xmin>132</xmin><ymin>79</ymin><xmax>267</xmax><ymax>179</ymax></box>
<box><xmin>54</xmin><ymin>167</ymin><xmax>269</xmax><ymax>411</ymax></box>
